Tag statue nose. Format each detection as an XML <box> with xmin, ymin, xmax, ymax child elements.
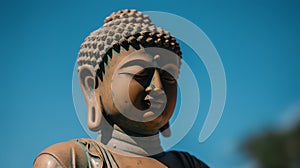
<box><xmin>145</xmin><ymin>69</ymin><xmax>167</xmax><ymax>108</ymax></box>
<box><xmin>145</xmin><ymin>69</ymin><xmax>163</xmax><ymax>92</ymax></box>
<box><xmin>151</xmin><ymin>69</ymin><xmax>163</xmax><ymax>90</ymax></box>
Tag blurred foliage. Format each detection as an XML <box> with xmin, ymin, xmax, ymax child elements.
<box><xmin>242</xmin><ymin>121</ymin><xmax>300</xmax><ymax>168</ymax></box>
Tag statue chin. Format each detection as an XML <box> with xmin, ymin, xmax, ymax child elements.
<box><xmin>143</xmin><ymin>111</ymin><xmax>160</xmax><ymax>121</ymax></box>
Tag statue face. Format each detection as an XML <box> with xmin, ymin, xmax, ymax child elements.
<box><xmin>96</xmin><ymin>46</ymin><xmax>180</xmax><ymax>136</ymax></box>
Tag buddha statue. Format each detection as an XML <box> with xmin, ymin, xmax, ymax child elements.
<box><xmin>33</xmin><ymin>9</ymin><xmax>209</xmax><ymax>168</ymax></box>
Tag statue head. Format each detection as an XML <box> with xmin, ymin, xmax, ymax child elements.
<box><xmin>77</xmin><ymin>9</ymin><xmax>182</xmax><ymax>137</ymax></box>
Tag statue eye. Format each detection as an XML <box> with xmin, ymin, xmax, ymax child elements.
<box><xmin>161</xmin><ymin>70</ymin><xmax>176</xmax><ymax>83</ymax></box>
<box><xmin>134</xmin><ymin>74</ymin><xmax>150</xmax><ymax>80</ymax></box>
<box><xmin>134</xmin><ymin>68</ymin><xmax>153</xmax><ymax>78</ymax></box>
<box><xmin>133</xmin><ymin>68</ymin><xmax>154</xmax><ymax>87</ymax></box>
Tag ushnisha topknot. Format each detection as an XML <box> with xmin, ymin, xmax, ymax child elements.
<box><xmin>77</xmin><ymin>9</ymin><xmax>182</xmax><ymax>81</ymax></box>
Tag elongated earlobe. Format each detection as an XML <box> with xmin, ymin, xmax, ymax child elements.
<box><xmin>86</xmin><ymin>96</ymin><xmax>102</xmax><ymax>131</ymax></box>
<box><xmin>78</xmin><ymin>65</ymin><xmax>102</xmax><ymax>131</ymax></box>
<box><xmin>160</xmin><ymin>122</ymin><xmax>171</xmax><ymax>137</ymax></box>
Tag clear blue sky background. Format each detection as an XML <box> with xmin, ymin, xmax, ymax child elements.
<box><xmin>1</xmin><ymin>0</ymin><xmax>300</xmax><ymax>168</ymax></box>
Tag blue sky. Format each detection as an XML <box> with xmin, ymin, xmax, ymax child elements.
<box><xmin>1</xmin><ymin>0</ymin><xmax>300</xmax><ymax>167</ymax></box>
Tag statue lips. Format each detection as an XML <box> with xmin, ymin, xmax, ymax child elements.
<box><xmin>149</xmin><ymin>97</ymin><xmax>165</xmax><ymax>110</ymax></box>
<box><xmin>142</xmin><ymin>90</ymin><xmax>167</xmax><ymax>121</ymax></box>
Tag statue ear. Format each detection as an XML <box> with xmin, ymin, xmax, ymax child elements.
<box><xmin>160</xmin><ymin>122</ymin><xmax>171</xmax><ymax>137</ymax></box>
<box><xmin>78</xmin><ymin>65</ymin><xmax>102</xmax><ymax>131</ymax></box>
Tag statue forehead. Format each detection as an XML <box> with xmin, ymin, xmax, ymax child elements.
<box><xmin>103</xmin><ymin>47</ymin><xmax>181</xmax><ymax>81</ymax></box>
<box><xmin>109</xmin><ymin>47</ymin><xmax>180</xmax><ymax>69</ymax></box>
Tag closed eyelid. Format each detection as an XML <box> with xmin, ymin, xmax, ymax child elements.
<box><xmin>161</xmin><ymin>71</ymin><xmax>177</xmax><ymax>82</ymax></box>
<box><xmin>160</xmin><ymin>67</ymin><xmax>179</xmax><ymax>79</ymax></box>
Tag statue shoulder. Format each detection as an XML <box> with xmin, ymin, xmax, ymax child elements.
<box><xmin>168</xmin><ymin>151</ymin><xmax>209</xmax><ymax>168</ymax></box>
<box><xmin>33</xmin><ymin>138</ymin><xmax>118</xmax><ymax>168</ymax></box>
<box><xmin>33</xmin><ymin>139</ymin><xmax>89</xmax><ymax>168</ymax></box>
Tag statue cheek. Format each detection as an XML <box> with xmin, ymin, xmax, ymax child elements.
<box><xmin>129</xmin><ymin>81</ymin><xmax>145</xmax><ymax>100</ymax></box>
<box><xmin>109</xmin><ymin>75</ymin><xmax>133</xmax><ymax>113</ymax></box>
<box><xmin>164</xmin><ymin>86</ymin><xmax>177</xmax><ymax>110</ymax></box>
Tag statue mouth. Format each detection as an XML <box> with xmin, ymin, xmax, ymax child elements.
<box><xmin>143</xmin><ymin>94</ymin><xmax>166</xmax><ymax>111</ymax></box>
<box><xmin>143</xmin><ymin>99</ymin><xmax>151</xmax><ymax>109</ymax></box>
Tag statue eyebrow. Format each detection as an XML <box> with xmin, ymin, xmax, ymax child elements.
<box><xmin>119</xmin><ymin>59</ymin><xmax>154</xmax><ymax>70</ymax></box>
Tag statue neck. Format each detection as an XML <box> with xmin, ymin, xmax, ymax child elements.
<box><xmin>98</xmin><ymin>128</ymin><xmax>163</xmax><ymax>156</ymax></box>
